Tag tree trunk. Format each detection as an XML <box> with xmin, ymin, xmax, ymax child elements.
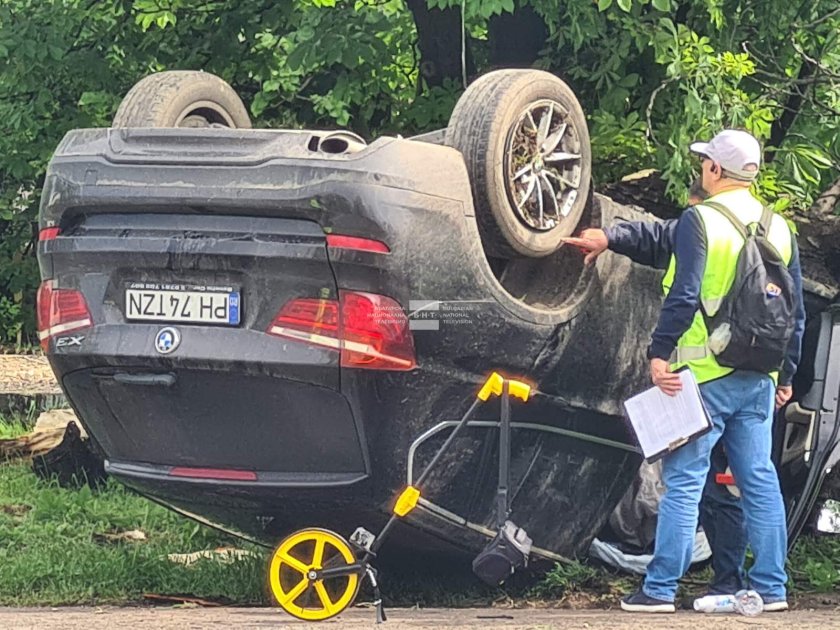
<box><xmin>488</xmin><ymin>5</ymin><xmax>547</xmax><ymax>68</ymax></box>
<box><xmin>766</xmin><ymin>60</ymin><xmax>817</xmax><ymax>160</ymax></box>
<box><xmin>405</xmin><ymin>0</ymin><xmax>466</xmax><ymax>87</ymax></box>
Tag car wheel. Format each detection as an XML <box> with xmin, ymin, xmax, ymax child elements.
<box><xmin>113</xmin><ymin>70</ymin><xmax>252</xmax><ymax>128</ymax></box>
<box><xmin>446</xmin><ymin>69</ymin><xmax>591</xmax><ymax>258</ymax></box>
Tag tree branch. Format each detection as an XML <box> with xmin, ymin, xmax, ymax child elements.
<box><xmin>810</xmin><ymin>95</ymin><xmax>840</xmax><ymax>118</ymax></box>
<box><xmin>645</xmin><ymin>78</ymin><xmax>675</xmax><ymax>144</ymax></box>
<box><xmin>751</xmin><ymin>66</ymin><xmax>827</xmax><ymax>86</ymax></box>
<box><xmin>791</xmin><ymin>40</ymin><xmax>840</xmax><ymax>80</ymax></box>
<box><xmin>794</xmin><ymin>6</ymin><xmax>840</xmax><ymax>29</ymax></box>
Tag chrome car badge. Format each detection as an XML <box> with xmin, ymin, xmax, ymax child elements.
<box><xmin>154</xmin><ymin>327</ymin><xmax>181</xmax><ymax>354</ymax></box>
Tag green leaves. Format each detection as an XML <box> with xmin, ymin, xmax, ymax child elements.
<box><xmin>427</xmin><ymin>0</ymin><xmax>514</xmax><ymax>18</ymax></box>
<box><xmin>783</xmin><ymin>144</ymin><xmax>834</xmax><ymax>188</ymax></box>
<box><xmin>133</xmin><ymin>0</ymin><xmax>178</xmax><ymax>31</ymax></box>
<box><xmin>538</xmin><ymin>0</ymin><xmax>840</xmax><ymax>212</ymax></box>
<box><xmin>0</xmin><ymin>0</ymin><xmax>838</xmax><ymax>347</ymax></box>
<box><xmin>590</xmin><ymin>110</ymin><xmax>653</xmax><ymax>184</ymax></box>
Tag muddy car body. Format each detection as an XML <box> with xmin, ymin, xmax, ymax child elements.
<box><xmin>37</xmin><ymin>71</ymin><xmax>840</xmax><ymax>565</ymax></box>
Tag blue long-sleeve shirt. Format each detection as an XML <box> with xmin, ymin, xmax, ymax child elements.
<box><xmin>604</xmin><ymin>205</ymin><xmax>805</xmax><ymax>385</ymax></box>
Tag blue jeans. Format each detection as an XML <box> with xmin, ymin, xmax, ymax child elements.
<box><xmin>643</xmin><ymin>371</ymin><xmax>788</xmax><ymax>602</ymax></box>
<box><xmin>700</xmin><ymin>444</ymin><xmax>747</xmax><ymax>593</ymax></box>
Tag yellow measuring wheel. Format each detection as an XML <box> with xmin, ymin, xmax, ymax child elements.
<box><xmin>268</xmin><ymin>374</ymin><xmax>533</xmax><ymax>623</ymax></box>
<box><xmin>268</xmin><ymin>528</ymin><xmax>360</xmax><ymax>621</ymax></box>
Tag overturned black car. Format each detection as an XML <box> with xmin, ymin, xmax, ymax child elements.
<box><xmin>37</xmin><ymin>70</ymin><xmax>840</xmax><ymax>572</ymax></box>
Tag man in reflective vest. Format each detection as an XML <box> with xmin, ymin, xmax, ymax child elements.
<box><xmin>565</xmin><ymin>129</ymin><xmax>805</xmax><ymax>612</ymax></box>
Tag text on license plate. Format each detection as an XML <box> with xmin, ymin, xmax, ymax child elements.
<box><xmin>125</xmin><ymin>289</ymin><xmax>240</xmax><ymax>325</ymax></box>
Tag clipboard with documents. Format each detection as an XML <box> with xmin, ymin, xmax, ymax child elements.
<box><xmin>623</xmin><ymin>369</ymin><xmax>712</xmax><ymax>463</ymax></box>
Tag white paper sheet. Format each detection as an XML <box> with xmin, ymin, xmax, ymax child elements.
<box><xmin>623</xmin><ymin>370</ymin><xmax>711</xmax><ymax>461</ymax></box>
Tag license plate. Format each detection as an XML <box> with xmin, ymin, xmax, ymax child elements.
<box><xmin>125</xmin><ymin>283</ymin><xmax>240</xmax><ymax>325</ymax></box>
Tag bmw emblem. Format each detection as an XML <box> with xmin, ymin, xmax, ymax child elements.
<box><xmin>154</xmin><ymin>327</ymin><xmax>181</xmax><ymax>355</ymax></box>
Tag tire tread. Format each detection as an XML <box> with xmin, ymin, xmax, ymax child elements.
<box><xmin>113</xmin><ymin>71</ymin><xmax>251</xmax><ymax>128</ymax></box>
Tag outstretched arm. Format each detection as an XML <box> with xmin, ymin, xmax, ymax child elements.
<box><xmin>562</xmin><ymin>218</ymin><xmax>678</xmax><ymax>270</ymax></box>
<box><xmin>604</xmin><ymin>219</ymin><xmax>678</xmax><ymax>270</ymax></box>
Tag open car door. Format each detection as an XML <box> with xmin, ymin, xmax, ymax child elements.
<box><xmin>777</xmin><ymin>303</ymin><xmax>840</xmax><ymax>545</ymax></box>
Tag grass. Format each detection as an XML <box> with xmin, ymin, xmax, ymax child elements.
<box><xmin>788</xmin><ymin>532</ymin><xmax>840</xmax><ymax>593</ymax></box>
<box><xmin>0</xmin><ymin>403</ymin><xmax>50</xmax><ymax>440</ymax></box>
<box><xmin>529</xmin><ymin>534</ymin><xmax>840</xmax><ymax>605</ymax></box>
<box><xmin>1</xmin><ymin>414</ymin><xmax>838</xmax><ymax>607</ymax></box>
<box><xmin>0</xmin><ymin>462</ymin><xmax>268</xmax><ymax>605</ymax></box>
<box><xmin>0</xmin><ymin>414</ymin><xmax>32</xmax><ymax>439</ymax></box>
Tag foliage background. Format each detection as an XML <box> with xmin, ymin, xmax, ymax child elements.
<box><xmin>1</xmin><ymin>0</ymin><xmax>838</xmax><ymax>347</ymax></box>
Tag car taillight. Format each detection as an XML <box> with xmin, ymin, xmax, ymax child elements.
<box><xmin>326</xmin><ymin>234</ymin><xmax>390</xmax><ymax>254</ymax></box>
<box><xmin>39</xmin><ymin>227</ymin><xmax>61</xmax><ymax>241</ymax></box>
<box><xmin>268</xmin><ymin>298</ymin><xmax>341</xmax><ymax>349</ymax></box>
<box><xmin>36</xmin><ymin>280</ymin><xmax>92</xmax><ymax>350</ymax></box>
<box><xmin>339</xmin><ymin>291</ymin><xmax>415</xmax><ymax>370</ymax></box>
<box><xmin>267</xmin><ymin>291</ymin><xmax>416</xmax><ymax>371</ymax></box>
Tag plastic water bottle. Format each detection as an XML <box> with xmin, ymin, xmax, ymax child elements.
<box><xmin>693</xmin><ymin>590</ymin><xmax>763</xmax><ymax>616</ymax></box>
<box><xmin>693</xmin><ymin>594</ymin><xmax>736</xmax><ymax>613</ymax></box>
<box><xmin>733</xmin><ymin>589</ymin><xmax>764</xmax><ymax>616</ymax></box>
<box><xmin>708</xmin><ymin>323</ymin><xmax>732</xmax><ymax>354</ymax></box>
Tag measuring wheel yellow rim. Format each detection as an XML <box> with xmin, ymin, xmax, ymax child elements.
<box><xmin>268</xmin><ymin>528</ymin><xmax>359</xmax><ymax>621</ymax></box>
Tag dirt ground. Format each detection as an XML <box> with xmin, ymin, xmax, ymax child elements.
<box><xmin>1</xmin><ymin>607</ymin><xmax>839</xmax><ymax>630</ymax></box>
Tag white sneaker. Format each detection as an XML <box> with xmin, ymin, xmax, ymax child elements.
<box><xmin>763</xmin><ymin>600</ymin><xmax>789</xmax><ymax>612</ymax></box>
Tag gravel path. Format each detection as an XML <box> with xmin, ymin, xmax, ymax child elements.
<box><xmin>0</xmin><ymin>607</ymin><xmax>837</xmax><ymax>630</ymax></box>
<box><xmin>0</xmin><ymin>355</ymin><xmax>60</xmax><ymax>395</ymax></box>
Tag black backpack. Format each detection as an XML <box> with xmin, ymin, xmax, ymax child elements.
<box><xmin>700</xmin><ymin>201</ymin><xmax>796</xmax><ymax>374</ymax></box>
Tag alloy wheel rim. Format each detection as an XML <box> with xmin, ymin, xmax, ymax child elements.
<box><xmin>504</xmin><ymin>99</ymin><xmax>583</xmax><ymax>231</ymax></box>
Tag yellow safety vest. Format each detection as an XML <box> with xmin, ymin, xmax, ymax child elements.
<box><xmin>661</xmin><ymin>189</ymin><xmax>793</xmax><ymax>384</ymax></box>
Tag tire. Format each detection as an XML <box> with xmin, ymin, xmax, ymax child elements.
<box><xmin>113</xmin><ymin>70</ymin><xmax>251</xmax><ymax>129</ymax></box>
<box><xmin>447</xmin><ymin>70</ymin><xmax>591</xmax><ymax>258</ymax></box>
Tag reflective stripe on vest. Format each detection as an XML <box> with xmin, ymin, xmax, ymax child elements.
<box><xmin>669</xmin><ymin>345</ymin><xmax>709</xmax><ymax>363</ymax></box>
<box><xmin>661</xmin><ymin>190</ymin><xmax>793</xmax><ymax>384</ymax></box>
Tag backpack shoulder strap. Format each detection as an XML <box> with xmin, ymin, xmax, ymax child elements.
<box><xmin>757</xmin><ymin>206</ymin><xmax>790</xmax><ymax>264</ymax></box>
<box><xmin>700</xmin><ymin>200</ymin><xmax>749</xmax><ymax>240</ymax></box>
<box><xmin>758</xmin><ymin>206</ymin><xmax>774</xmax><ymax>237</ymax></box>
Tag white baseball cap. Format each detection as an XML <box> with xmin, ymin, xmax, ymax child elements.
<box><xmin>690</xmin><ymin>129</ymin><xmax>761</xmax><ymax>181</ymax></box>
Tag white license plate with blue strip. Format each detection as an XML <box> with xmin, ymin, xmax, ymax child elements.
<box><xmin>125</xmin><ymin>283</ymin><xmax>240</xmax><ymax>325</ymax></box>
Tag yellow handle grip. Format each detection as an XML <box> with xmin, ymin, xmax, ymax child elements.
<box><xmin>508</xmin><ymin>380</ymin><xmax>531</xmax><ymax>402</ymax></box>
<box><xmin>477</xmin><ymin>372</ymin><xmax>504</xmax><ymax>401</ymax></box>
<box><xmin>477</xmin><ymin>372</ymin><xmax>531</xmax><ymax>402</ymax></box>
<box><xmin>394</xmin><ymin>485</ymin><xmax>420</xmax><ymax>517</ymax></box>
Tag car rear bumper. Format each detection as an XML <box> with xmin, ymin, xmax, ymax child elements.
<box><xmin>60</xmin><ymin>363</ymin><xmax>367</xmax><ymax>474</ymax></box>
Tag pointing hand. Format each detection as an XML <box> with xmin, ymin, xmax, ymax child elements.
<box><xmin>561</xmin><ymin>228</ymin><xmax>608</xmax><ymax>266</ymax></box>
